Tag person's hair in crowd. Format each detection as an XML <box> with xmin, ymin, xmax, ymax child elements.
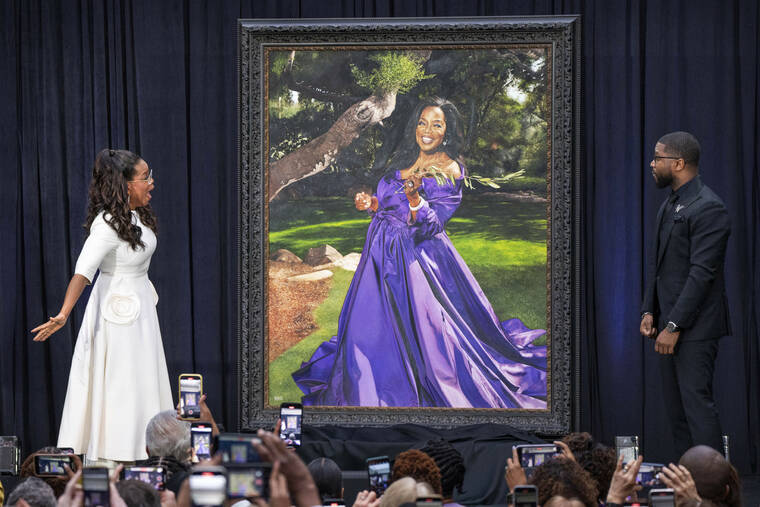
<box><xmin>529</xmin><ymin>457</ymin><xmax>599</xmax><ymax>507</ymax></box>
<box><xmin>115</xmin><ymin>479</ymin><xmax>161</xmax><ymax>507</ymax></box>
<box><xmin>380</xmin><ymin>477</ymin><xmax>435</xmax><ymax>507</ymax></box>
<box><xmin>388</xmin><ymin>97</ymin><xmax>466</xmax><ymax>173</ymax></box>
<box><xmin>5</xmin><ymin>477</ymin><xmax>57</xmax><ymax>507</ymax></box>
<box><xmin>560</xmin><ymin>432</ymin><xmax>616</xmax><ymax>502</ymax></box>
<box><xmin>145</xmin><ymin>410</ymin><xmax>191</xmax><ymax>463</ymax></box>
<box><xmin>657</xmin><ymin>131</ymin><xmax>701</xmax><ymax>167</ymax></box>
<box><xmin>19</xmin><ymin>447</ymin><xmax>72</xmax><ymax>497</ymax></box>
<box><xmin>419</xmin><ymin>438</ymin><xmax>465</xmax><ymax>500</ymax></box>
<box><xmin>679</xmin><ymin>445</ymin><xmax>742</xmax><ymax>507</ymax></box>
<box><xmin>86</xmin><ymin>148</ymin><xmax>157</xmax><ymax>250</ymax></box>
<box><xmin>390</xmin><ymin>449</ymin><xmax>442</xmax><ymax>496</ymax></box>
<box><xmin>307</xmin><ymin>457</ymin><xmax>343</xmax><ymax>501</ymax></box>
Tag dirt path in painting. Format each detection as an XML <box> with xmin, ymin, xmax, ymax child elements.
<box><xmin>267</xmin><ymin>261</ymin><xmax>331</xmax><ymax>362</ymax></box>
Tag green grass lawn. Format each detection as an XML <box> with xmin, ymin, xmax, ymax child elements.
<box><xmin>267</xmin><ymin>196</ymin><xmax>548</xmax><ymax>405</ymax></box>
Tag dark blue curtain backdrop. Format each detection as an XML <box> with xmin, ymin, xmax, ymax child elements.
<box><xmin>2</xmin><ymin>0</ymin><xmax>758</xmax><ymax>473</ymax></box>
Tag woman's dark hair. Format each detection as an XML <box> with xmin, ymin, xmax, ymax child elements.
<box><xmin>560</xmin><ymin>432</ymin><xmax>616</xmax><ymax>501</ymax></box>
<box><xmin>85</xmin><ymin>148</ymin><xmax>157</xmax><ymax>249</ymax></box>
<box><xmin>529</xmin><ymin>457</ymin><xmax>599</xmax><ymax>507</ymax></box>
<box><xmin>307</xmin><ymin>457</ymin><xmax>343</xmax><ymax>501</ymax></box>
<box><xmin>387</xmin><ymin>97</ymin><xmax>466</xmax><ymax>173</ymax></box>
<box><xmin>420</xmin><ymin>439</ymin><xmax>465</xmax><ymax>499</ymax></box>
<box><xmin>390</xmin><ymin>449</ymin><xmax>442</xmax><ymax>496</ymax></box>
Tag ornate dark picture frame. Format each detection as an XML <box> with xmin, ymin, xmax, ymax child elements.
<box><xmin>239</xmin><ymin>16</ymin><xmax>580</xmax><ymax>434</ymax></box>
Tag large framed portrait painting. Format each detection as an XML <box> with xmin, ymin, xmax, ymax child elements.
<box><xmin>239</xmin><ymin>17</ymin><xmax>580</xmax><ymax>433</ymax></box>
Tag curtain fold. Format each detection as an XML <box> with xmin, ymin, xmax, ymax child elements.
<box><xmin>1</xmin><ymin>0</ymin><xmax>758</xmax><ymax>474</ymax></box>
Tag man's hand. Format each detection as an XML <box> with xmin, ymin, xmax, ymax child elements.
<box><xmin>606</xmin><ymin>455</ymin><xmax>643</xmax><ymax>504</ymax></box>
<box><xmin>655</xmin><ymin>328</ymin><xmax>680</xmax><ymax>354</ymax></box>
<box><xmin>659</xmin><ymin>464</ymin><xmax>701</xmax><ymax>506</ymax></box>
<box><xmin>640</xmin><ymin>314</ymin><xmax>656</xmax><ymax>338</ymax></box>
<box><xmin>504</xmin><ymin>446</ymin><xmax>528</xmax><ymax>492</ymax></box>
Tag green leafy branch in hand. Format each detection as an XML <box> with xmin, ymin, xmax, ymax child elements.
<box><xmin>398</xmin><ymin>165</ymin><xmax>526</xmax><ymax>192</ymax></box>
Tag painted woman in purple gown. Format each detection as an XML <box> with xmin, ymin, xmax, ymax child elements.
<box><xmin>292</xmin><ymin>98</ymin><xmax>547</xmax><ymax>408</ymax></box>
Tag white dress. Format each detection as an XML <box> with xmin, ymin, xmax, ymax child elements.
<box><xmin>57</xmin><ymin>211</ymin><xmax>173</xmax><ymax>462</ymax></box>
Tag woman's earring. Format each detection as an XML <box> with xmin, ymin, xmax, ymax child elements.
<box><xmin>442</xmin><ymin>139</ymin><xmax>448</xmax><ymax>146</ymax></box>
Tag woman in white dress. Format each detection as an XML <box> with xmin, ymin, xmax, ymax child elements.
<box><xmin>32</xmin><ymin>149</ymin><xmax>173</xmax><ymax>463</ymax></box>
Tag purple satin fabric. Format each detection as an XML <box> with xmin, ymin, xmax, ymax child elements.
<box><xmin>292</xmin><ymin>169</ymin><xmax>547</xmax><ymax>408</ymax></box>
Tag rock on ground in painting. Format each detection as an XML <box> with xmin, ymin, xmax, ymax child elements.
<box><xmin>271</xmin><ymin>248</ymin><xmax>303</xmax><ymax>263</ymax></box>
<box><xmin>304</xmin><ymin>244</ymin><xmax>342</xmax><ymax>266</ymax></box>
<box><xmin>334</xmin><ymin>252</ymin><xmax>362</xmax><ymax>272</ymax></box>
<box><xmin>287</xmin><ymin>269</ymin><xmax>334</xmax><ymax>282</ymax></box>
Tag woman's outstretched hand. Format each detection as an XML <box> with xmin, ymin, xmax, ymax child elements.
<box><xmin>31</xmin><ymin>313</ymin><xmax>67</xmax><ymax>341</ymax></box>
<box><xmin>355</xmin><ymin>192</ymin><xmax>377</xmax><ymax>212</ymax></box>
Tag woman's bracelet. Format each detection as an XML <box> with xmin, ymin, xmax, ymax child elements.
<box><xmin>409</xmin><ymin>198</ymin><xmax>426</xmax><ymax>211</ymax></box>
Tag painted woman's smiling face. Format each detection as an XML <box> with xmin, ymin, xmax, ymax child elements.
<box><xmin>415</xmin><ymin>106</ymin><xmax>447</xmax><ymax>153</ymax></box>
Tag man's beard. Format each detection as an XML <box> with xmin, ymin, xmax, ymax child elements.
<box><xmin>653</xmin><ymin>170</ymin><xmax>672</xmax><ymax>188</ymax></box>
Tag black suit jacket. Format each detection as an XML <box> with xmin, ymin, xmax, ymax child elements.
<box><xmin>641</xmin><ymin>176</ymin><xmax>731</xmax><ymax>341</ymax></box>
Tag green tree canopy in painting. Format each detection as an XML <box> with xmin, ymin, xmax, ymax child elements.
<box><xmin>267</xmin><ymin>47</ymin><xmax>548</xmax><ymax>200</ymax></box>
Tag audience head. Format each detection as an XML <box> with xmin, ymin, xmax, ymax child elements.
<box><xmin>6</xmin><ymin>477</ymin><xmax>57</xmax><ymax>507</ymax></box>
<box><xmin>679</xmin><ymin>445</ymin><xmax>741</xmax><ymax>506</ymax></box>
<box><xmin>561</xmin><ymin>432</ymin><xmax>616</xmax><ymax>501</ymax></box>
<box><xmin>19</xmin><ymin>447</ymin><xmax>72</xmax><ymax>497</ymax></box>
<box><xmin>391</xmin><ymin>449</ymin><xmax>442</xmax><ymax>496</ymax></box>
<box><xmin>529</xmin><ymin>457</ymin><xmax>598</xmax><ymax>507</ymax></box>
<box><xmin>380</xmin><ymin>477</ymin><xmax>435</xmax><ymax>507</ymax></box>
<box><xmin>145</xmin><ymin>410</ymin><xmax>191</xmax><ymax>463</ymax></box>
<box><xmin>307</xmin><ymin>457</ymin><xmax>343</xmax><ymax>501</ymax></box>
<box><xmin>543</xmin><ymin>496</ymin><xmax>587</xmax><ymax>507</ymax></box>
<box><xmin>420</xmin><ymin>439</ymin><xmax>465</xmax><ymax>499</ymax></box>
<box><xmin>115</xmin><ymin>480</ymin><xmax>161</xmax><ymax>507</ymax></box>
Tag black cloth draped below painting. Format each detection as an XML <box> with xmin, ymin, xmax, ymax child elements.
<box><xmin>1</xmin><ymin>0</ymin><xmax>758</xmax><ymax>474</ymax></box>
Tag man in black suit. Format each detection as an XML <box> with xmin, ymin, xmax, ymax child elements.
<box><xmin>640</xmin><ymin>131</ymin><xmax>731</xmax><ymax>457</ymax></box>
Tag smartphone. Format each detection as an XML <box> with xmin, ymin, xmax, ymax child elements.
<box><xmin>615</xmin><ymin>436</ymin><xmax>639</xmax><ymax>464</ymax></box>
<box><xmin>191</xmin><ymin>422</ymin><xmax>214</xmax><ymax>463</ymax></box>
<box><xmin>514</xmin><ymin>444</ymin><xmax>561</xmax><ymax>475</ymax></box>
<box><xmin>123</xmin><ymin>466</ymin><xmax>165</xmax><ymax>491</ymax></box>
<box><xmin>82</xmin><ymin>467</ymin><xmax>110</xmax><ymax>507</ymax></box>
<box><xmin>512</xmin><ymin>485</ymin><xmax>538</xmax><ymax>507</ymax></box>
<box><xmin>323</xmin><ymin>499</ymin><xmax>346</xmax><ymax>507</ymax></box>
<box><xmin>179</xmin><ymin>374</ymin><xmax>203</xmax><ymax>419</ymax></box>
<box><xmin>416</xmin><ymin>495</ymin><xmax>443</xmax><ymax>507</ymax></box>
<box><xmin>190</xmin><ymin>466</ymin><xmax>227</xmax><ymax>507</ymax></box>
<box><xmin>648</xmin><ymin>488</ymin><xmax>675</xmax><ymax>507</ymax></box>
<box><xmin>34</xmin><ymin>454</ymin><xmax>73</xmax><ymax>477</ymax></box>
<box><xmin>279</xmin><ymin>402</ymin><xmax>303</xmax><ymax>448</ymax></box>
<box><xmin>216</xmin><ymin>433</ymin><xmax>262</xmax><ymax>464</ymax></box>
<box><xmin>637</xmin><ymin>464</ymin><xmax>664</xmax><ymax>488</ymax></box>
<box><xmin>226</xmin><ymin>464</ymin><xmax>271</xmax><ymax>499</ymax></box>
<box><xmin>366</xmin><ymin>456</ymin><xmax>390</xmax><ymax>496</ymax></box>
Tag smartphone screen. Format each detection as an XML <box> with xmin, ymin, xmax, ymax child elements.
<box><xmin>190</xmin><ymin>467</ymin><xmax>227</xmax><ymax>507</ymax></box>
<box><xmin>513</xmin><ymin>486</ymin><xmax>539</xmax><ymax>507</ymax></box>
<box><xmin>366</xmin><ymin>456</ymin><xmax>390</xmax><ymax>496</ymax></box>
<box><xmin>515</xmin><ymin>445</ymin><xmax>561</xmax><ymax>475</ymax></box>
<box><xmin>615</xmin><ymin>436</ymin><xmax>639</xmax><ymax>464</ymax></box>
<box><xmin>179</xmin><ymin>374</ymin><xmax>203</xmax><ymax>419</ymax></box>
<box><xmin>217</xmin><ymin>434</ymin><xmax>262</xmax><ymax>464</ymax></box>
<box><xmin>648</xmin><ymin>488</ymin><xmax>675</xmax><ymax>507</ymax></box>
<box><xmin>124</xmin><ymin>466</ymin><xmax>165</xmax><ymax>490</ymax></box>
<box><xmin>83</xmin><ymin>467</ymin><xmax>110</xmax><ymax>507</ymax></box>
<box><xmin>34</xmin><ymin>454</ymin><xmax>72</xmax><ymax>476</ymax></box>
<box><xmin>279</xmin><ymin>403</ymin><xmax>303</xmax><ymax>447</ymax></box>
<box><xmin>191</xmin><ymin>423</ymin><xmax>214</xmax><ymax>462</ymax></box>
<box><xmin>636</xmin><ymin>464</ymin><xmax>664</xmax><ymax>488</ymax></box>
<box><xmin>226</xmin><ymin>465</ymin><xmax>271</xmax><ymax>499</ymax></box>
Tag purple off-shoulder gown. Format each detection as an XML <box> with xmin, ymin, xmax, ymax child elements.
<box><xmin>292</xmin><ymin>168</ymin><xmax>547</xmax><ymax>408</ymax></box>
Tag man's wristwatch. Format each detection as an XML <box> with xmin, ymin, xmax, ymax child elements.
<box><xmin>666</xmin><ymin>321</ymin><xmax>681</xmax><ymax>333</ymax></box>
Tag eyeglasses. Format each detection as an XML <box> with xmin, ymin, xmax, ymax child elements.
<box><xmin>129</xmin><ymin>169</ymin><xmax>153</xmax><ymax>183</ymax></box>
<box><xmin>652</xmin><ymin>155</ymin><xmax>682</xmax><ymax>163</ymax></box>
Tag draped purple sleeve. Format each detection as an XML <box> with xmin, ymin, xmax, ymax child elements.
<box><xmin>408</xmin><ymin>175</ymin><xmax>463</xmax><ymax>239</ymax></box>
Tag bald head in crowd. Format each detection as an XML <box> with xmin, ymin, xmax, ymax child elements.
<box><xmin>679</xmin><ymin>445</ymin><xmax>741</xmax><ymax>506</ymax></box>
